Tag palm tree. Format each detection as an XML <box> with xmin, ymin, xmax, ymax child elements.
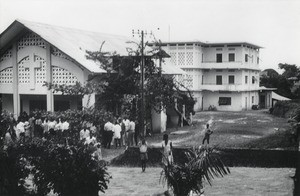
<box><xmin>160</xmin><ymin>146</ymin><xmax>230</xmax><ymax>196</ymax></box>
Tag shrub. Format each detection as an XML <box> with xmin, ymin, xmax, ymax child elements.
<box><xmin>0</xmin><ymin>144</ymin><xmax>31</xmax><ymax>196</ymax></box>
<box><xmin>24</xmin><ymin>139</ymin><xmax>111</xmax><ymax>196</ymax></box>
<box><xmin>271</xmin><ymin>100</ymin><xmax>300</xmax><ymax>118</ymax></box>
<box><xmin>160</xmin><ymin>146</ymin><xmax>230</xmax><ymax>196</ymax></box>
<box><xmin>0</xmin><ymin>139</ymin><xmax>111</xmax><ymax>196</ymax></box>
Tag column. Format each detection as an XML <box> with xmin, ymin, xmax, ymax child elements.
<box><xmin>45</xmin><ymin>43</ymin><xmax>54</xmax><ymax>112</ymax></box>
<box><xmin>12</xmin><ymin>43</ymin><xmax>20</xmax><ymax>118</ymax></box>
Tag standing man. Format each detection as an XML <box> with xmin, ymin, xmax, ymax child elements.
<box><xmin>123</xmin><ymin>117</ymin><xmax>130</xmax><ymax>148</ymax></box>
<box><xmin>104</xmin><ymin>119</ymin><xmax>114</xmax><ymax>149</ymax></box>
<box><xmin>202</xmin><ymin>123</ymin><xmax>213</xmax><ymax>145</ymax></box>
<box><xmin>128</xmin><ymin>119</ymin><xmax>135</xmax><ymax>147</ymax></box>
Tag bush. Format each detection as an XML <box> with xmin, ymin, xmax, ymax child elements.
<box><xmin>160</xmin><ymin>146</ymin><xmax>230</xmax><ymax>196</ymax></box>
<box><xmin>271</xmin><ymin>100</ymin><xmax>300</xmax><ymax>118</ymax></box>
<box><xmin>0</xmin><ymin>139</ymin><xmax>111</xmax><ymax>196</ymax></box>
<box><xmin>0</xmin><ymin>145</ymin><xmax>31</xmax><ymax>196</ymax></box>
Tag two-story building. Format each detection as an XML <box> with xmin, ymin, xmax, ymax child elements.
<box><xmin>158</xmin><ymin>41</ymin><xmax>272</xmax><ymax>111</ymax></box>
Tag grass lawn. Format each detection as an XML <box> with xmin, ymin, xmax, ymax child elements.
<box><xmin>100</xmin><ymin>167</ymin><xmax>295</xmax><ymax>196</ymax></box>
<box><xmin>145</xmin><ymin>110</ymin><xmax>297</xmax><ymax>150</ymax></box>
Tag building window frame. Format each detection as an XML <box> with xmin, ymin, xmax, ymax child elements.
<box><xmin>245</xmin><ymin>75</ymin><xmax>248</xmax><ymax>84</ymax></box>
<box><xmin>216</xmin><ymin>75</ymin><xmax>222</xmax><ymax>85</ymax></box>
<box><xmin>228</xmin><ymin>75</ymin><xmax>235</xmax><ymax>84</ymax></box>
<box><xmin>219</xmin><ymin>97</ymin><xmax>232</xmax><ymax>106</ymax></box>
<box><xmin>216</xmin><ymin>53</ymin><xmax>222</xmax><ymax>63</ymax></box>
<box><xmin>245</xmin><ymin>54</ymin><xmax>248</xmax><ymax>62</ymax></box>
<box><xmin>228</xmin><ymin>53</ymin><xmax>235</xmax><ymax>62</ymax></box>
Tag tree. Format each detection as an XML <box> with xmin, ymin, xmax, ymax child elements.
<box><xmin>260</xmin><ymin>64</ymin><xmax>300</xmax><ymax>99</ymax></box>
<box><xmin>44</xmin><ymin>41</ymin><xmax>195</xmax><ymax>134</ymax></box>
<box><xmin>278</xmin><ymin>63</ymin><xmax>299</xmax><ymax>79</ymax></box>
<box><xmin>160</xmin><ymin>146</ymin><xmax>230</xmax><ymax>196</ymax></box>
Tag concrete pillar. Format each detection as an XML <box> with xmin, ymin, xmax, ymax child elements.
<box><xmin>151</xmin><ymin>108</ymin><xmax>167</xmax><ymax>133</ymax></box>
<box><xmin>45</xmin><ymin>42</ymin><xmax>54</xmax><ymax>112</ymax></box>
<box><xmin>12</xmin><ymin>43</ymin><xmax>20</xmax><ymax>118</ymax></box>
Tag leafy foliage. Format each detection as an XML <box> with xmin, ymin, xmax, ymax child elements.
<box><xmin>260</xmin><ymin>63</ymin><xmax>300</xmax><ymax>99</ymax></box>
<box><xmin>0</xmin><ymin>138</ymin><xmax>111</xmax><ymax>196</ymax></box>
<box><xmin>44</xmin><ymin>41</ymin><xmax>195</xmax><ymax>132</ymax></box>
<box><xmin>160</xmin><ymin>146</ymin><xmax>230</xmax><ymax>196</ymax></box>
<box><xmin>0</xmin><ymin>144</ymin><xmax>31</xmax><ymax>196</ymax></box>
<box><xmin>24</xmin><ymin>139</ymin><xmax>111</xmax><ymax>196</ymax></box>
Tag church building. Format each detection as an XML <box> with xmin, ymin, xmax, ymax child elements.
<box><xmin>0</xmin><ymin>20</ymin><xmax>185</xmax><ymax>120</ymax></box>
<box><xmin>0</xmin><ymin>20</ymin><xmax>136</xmax><ymax>117</ymax></box>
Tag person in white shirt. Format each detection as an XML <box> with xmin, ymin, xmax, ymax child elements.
<box><xmin>16</xmin><ymin>118</ymin><xmax>25</xmax><ymax>141</ymax></box>
<box><xmin>128</xmin><ymin>120</ymin><xmax>135</xmax><ymax>147</ymax></box>
<box><xmin>84</xmin><ymin>133</ymin><xmax>96</xmax><ymax>145</ymax></box>
<box><xmin>104</xmin><ymin>119</ymin><xmax>114</xmax><ymax>149</ymax></box>
<box><xmin>162</xmin><ymin>134</ymin><xmax>173</xmax><ymax>165</ymax></box>
<box><xmin>42</xmin><ymin>117</ymin><xmax>49</xmax><ymax>138</ymax></box>
<box><xmin>113</xmin><ymin>121</ymin><xmax>122</xmax><ymax>148</ymax></box>
<box><xmin>80</xmin><ymin>125</ymin><xmax>90</xmax><ymax>142</ymax></box>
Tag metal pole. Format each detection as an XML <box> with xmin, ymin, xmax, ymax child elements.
<box><xmin>141</xmin><ymin>30</ymin><xmax>145</xmax><ymax>137</ymax></box>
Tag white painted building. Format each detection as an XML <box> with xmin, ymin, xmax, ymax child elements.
<box><xmin>0</xmin><ymin>20</ymin><xmax>185</xmax><ymax>118</ymax></box>
<box><xmin>0</xmin><ymin>20</ymin><xmax>139</xmax><ymax>117</ymax></box>
<box><xmin>157</xmin><ymin>41</ymin><xmax>272</xmax><ymax>111</ymax></box>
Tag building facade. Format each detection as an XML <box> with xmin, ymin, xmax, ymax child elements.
<box><xmin>159</xmin><ymin>41</ymin><xmax>271</xmax><ymax>111</ymax></box>
<box><xmin>0</xmin><ymin>20</ymin><xmax>136</xmax><ymax>117</ymax></box>
<box><xmin>0</xmin><ymin>20</ymin><xmax>185</xmax><ymax>120</ymax></box>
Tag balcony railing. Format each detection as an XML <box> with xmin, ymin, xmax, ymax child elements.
<box><xmin>200</xmin><ymin>61</ymin><xmax>259</xmax><ymax>70</ymax></box>
<box><xmin>200</xmin><ymin>83</ymin><xmax>260</xmax><ymax>91</ymax></box>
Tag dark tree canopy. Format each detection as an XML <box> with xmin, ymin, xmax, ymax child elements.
<box><xmin>260</xmin><ymin>63</ymin><xmax>300</xmax><ymax>99</ymax></box>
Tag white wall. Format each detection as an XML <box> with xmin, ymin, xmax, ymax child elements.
<box><xmin>202</xmin><ymin>69</ymin><xmax>243</xmax><ymax>85</ymax></box>
<box><xmin>193</xmin><ymin>91</ymin><xmax>203</xmax><ymax>112</ymax></box>
<box><xmin>242</xmin><ymin>91</ymin><xmax>259</xmax><ymax>110</ymax></box>
<box><xmin>202</xmin><ymin>46</ymin><xmax>243</xmax><ymax>62</ymax></box>
<box><xmin>203</xmin><ymin>91</ymin><xmax>243</xmax><ymax>111</ymax></box>
<box><xmin>151</xmin><ymin>108</ymin><xmax>167</xmax><ymax>133</ymax></box>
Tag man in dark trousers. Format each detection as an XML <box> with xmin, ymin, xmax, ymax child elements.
<box><xmin>202</xmin><ymin>123</ymin><xmax>213</xmax><ymax>145</ymax></box>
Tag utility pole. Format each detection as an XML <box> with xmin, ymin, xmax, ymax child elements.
<box><xmin>132</xmin><ymin>30</ymin><xmax>152</xmax><ymax>137</ymax></box>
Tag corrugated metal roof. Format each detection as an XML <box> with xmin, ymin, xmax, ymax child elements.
<box><xmin>272</xmin><ymin>92</ymin><xmax>291</xmax><ymax>101</ymax></box>
<box><xmin>11</xmin><ymin>20</ymin><xmax>140</xmax><ymax>73</ymax></box>
<box><xmin>1</xmin><ymin>20</ymin><xmax>185</xmax><ymax>75</ymax></box>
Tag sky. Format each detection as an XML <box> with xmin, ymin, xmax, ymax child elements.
<box><xmin>0</xmin><ymin>0</ymin><xmax>299</xmax><ymax>72</ymax></box>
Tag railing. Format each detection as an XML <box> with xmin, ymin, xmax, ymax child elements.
<box><xmin>200</xmin><ymin>61</ymin><xmax>260</xmax><ymax>70</ymax></box>
<box><xmin>200</xmin><ymin>83</ymin><xmax>260</xmax><ymax>91</ymax></box>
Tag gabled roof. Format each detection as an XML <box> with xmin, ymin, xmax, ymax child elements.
<box><xmin>0</xmin><ymin>20</ymin><xmax>186</xmax><ymax>76</ymax></box>
<box><xmin>0</xmin><ymin>20</ymin><xmax>138</xmax><ymax>73</ymax></box>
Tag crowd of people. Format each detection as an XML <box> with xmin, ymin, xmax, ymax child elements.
<box><xmin>2</xmin><ymin>111</ymin><xmax>144</xmax><ymax>160</ymax></box>
<box><xmin>102</xmin><ymin>117</ymin><xmax>139</xmax><ymax>149</ymax></box>
<box><xmin>2</xmin><ymin>111</ymin><xmax>217</xmax><ymax>174</ymax></box>
<box><xmin>3</xmin><ymin>112</ymin><xmax>71</xmax><ymax>145</ymax></box>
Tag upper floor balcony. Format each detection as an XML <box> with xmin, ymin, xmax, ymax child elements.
<box><xmin>199</xmin><ymin>61</ymin><xmax>260</xmax><ymax>71</ymax></box>
<box><xmin>200</xmin><ymin>83</ymin><xmax>260</xmax><ymax>92</ymax></box>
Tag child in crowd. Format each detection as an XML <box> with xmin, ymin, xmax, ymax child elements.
<box><xmin>139</xmin><ymin>138</ymin><xmax>148</xmax><ymax>172</ymax></box>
